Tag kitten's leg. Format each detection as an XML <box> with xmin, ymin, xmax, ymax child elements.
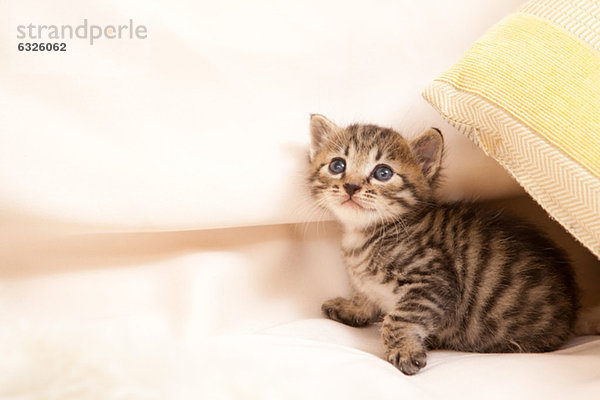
<box><xmin>322</xmin><ymin>292</ymin><xmax>381</xmax><ymax>327</ymax></box>
<box><xmin>382</xmin><ymin>299</ymin><xmax>443</xmax><ymax>375</ymax></box>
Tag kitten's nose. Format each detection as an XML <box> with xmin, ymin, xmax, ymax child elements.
<box><xmin>343</xmin><ymin>183</ymin><xmax>361</xmax><ymax>196</ymax></box>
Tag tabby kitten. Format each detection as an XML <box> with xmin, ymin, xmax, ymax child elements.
<box><xmin>308</xmin><ymin>114</ymin><xmax>578</xmax><ymax>375</ymax></box>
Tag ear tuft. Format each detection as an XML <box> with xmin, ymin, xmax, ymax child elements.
<box><xmin>409</xmin><ymin>128</ymin><xmax>444</xmax><ymax>182</ymax></box>
<box><xmin>310</xmin><ymin>114</ymin><xmax>339</xmax><ymax>160</ymax></box>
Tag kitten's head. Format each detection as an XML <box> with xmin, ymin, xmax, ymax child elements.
<box><xmin>308</xmin><ymin>114</ymin><xmax>443</xmax><ymax>229</ymax></box>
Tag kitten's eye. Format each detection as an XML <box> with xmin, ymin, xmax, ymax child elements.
<box><xmin>329</xmin><ymin>158</ymin><xmax>346</xmax><ymax>174</ymax></box>
<box><xmin>372</xmin><ymin>165</ymin><xmax>393</xmax><ymax>181</ymax></box>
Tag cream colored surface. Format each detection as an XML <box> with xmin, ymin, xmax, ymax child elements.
<box><xmin>1</xmin><ymin>200</ymin><xmax>599</xmax><ymax>398</ymax></box>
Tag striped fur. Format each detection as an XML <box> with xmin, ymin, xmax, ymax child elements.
<box><xmin>308</xmin><ymin>115</ymin><xmax>579</xmax><ymax>375</ymax></box>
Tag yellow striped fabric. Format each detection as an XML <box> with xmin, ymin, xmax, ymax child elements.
<box><xmin>423</xmin><ymin>0</ymin><xmax>600</xmax><ymax>258</ymax></box>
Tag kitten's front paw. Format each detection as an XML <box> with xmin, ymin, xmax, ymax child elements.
<box><xmin>387</xmin><ymin>347</ymin><xmax>427</xmax><ymax>375</ymax></box>
<box><xmin>321</xmin><ymin>297</ymin><xmax>370</xmax><ymax>327</ymax></box>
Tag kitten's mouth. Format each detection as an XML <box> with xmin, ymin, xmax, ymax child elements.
<box><xmin>341</xmin><ymin>198</ymin><xmax>364</xmax><ymax>210</ymax></box>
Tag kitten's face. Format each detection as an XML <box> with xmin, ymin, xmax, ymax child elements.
<box><xmin>308</xmin><ymin>115</ymin><xmax>443</xmax><ymax>229</ymax></box>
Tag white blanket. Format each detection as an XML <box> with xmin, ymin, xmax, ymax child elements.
<box><xmin>1</xmin><ymin>221</ymin><xmax>599</xmax><ymax>399</ymax></box>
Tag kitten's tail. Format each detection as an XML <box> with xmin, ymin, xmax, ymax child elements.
<box><xmin>574</xmin><ymin>305</ymin><xmax>600</xmax><ymax>336</ymax></box>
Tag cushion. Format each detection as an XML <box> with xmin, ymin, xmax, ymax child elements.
<box><xmin>423</xmin><ymin>0</ymin><xmax>600</xmax><ymax>258</ymax></box>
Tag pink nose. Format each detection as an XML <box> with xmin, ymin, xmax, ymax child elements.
<box><xmin>343</xmin><ymin>183</ymin><xmax>361</xmax><ymax>196</ymax></box>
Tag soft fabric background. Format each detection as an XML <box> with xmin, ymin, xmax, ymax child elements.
<box><xmin>2</xmin><ymin>0</ymin><xmax>524</xmax><ymax>231</ymax></box>
<box><xmin>1</xmin><ymin>0</ymin><xmax>599</xmax><ymax>399</ymax></box>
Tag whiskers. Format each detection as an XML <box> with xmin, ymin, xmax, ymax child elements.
<box><xmin>291</xmin><ymin>194</ymin><xmax>334</xmax><ymax>239</ymax></box>
<box><xmin>380</xmin><ymin>201</ymin><xmax>412</xmax><ymax>243</ymax></box>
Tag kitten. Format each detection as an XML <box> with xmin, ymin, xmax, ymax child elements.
<box><xmin>307</xmin><ymin>114</ymin><xmax>579</xmax><ymax>375</ymax></box>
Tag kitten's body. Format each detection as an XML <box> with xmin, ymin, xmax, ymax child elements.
<box><xmin>339</xmin><ymin>204</ymin><xmax>576</xmax><ymax>352</ymax></box>
<box><xmin>308</xmin><ymin>115</ymin><xmax>578</xmax><ymax>375</ymax></box>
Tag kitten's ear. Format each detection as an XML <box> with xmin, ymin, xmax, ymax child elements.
<box><xmin>310</xmin><ymin>114</ymin><xmax>339</xmax><ymax>160</ymax></box>
<box><xmin>409</xmin><ymin>128</ymin><xmax>444</xmax><ymax>182</ymax></box>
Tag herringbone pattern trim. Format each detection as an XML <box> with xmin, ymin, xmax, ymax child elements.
<box><xmin>521</xmin><ymin>0</ymin><xmax>600</xmax><ymax>52</ymax></box>
<box><xmin>423</xmin><ymin>80</ymin><xmax>600</xmax><ymax>258</ymax></box>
